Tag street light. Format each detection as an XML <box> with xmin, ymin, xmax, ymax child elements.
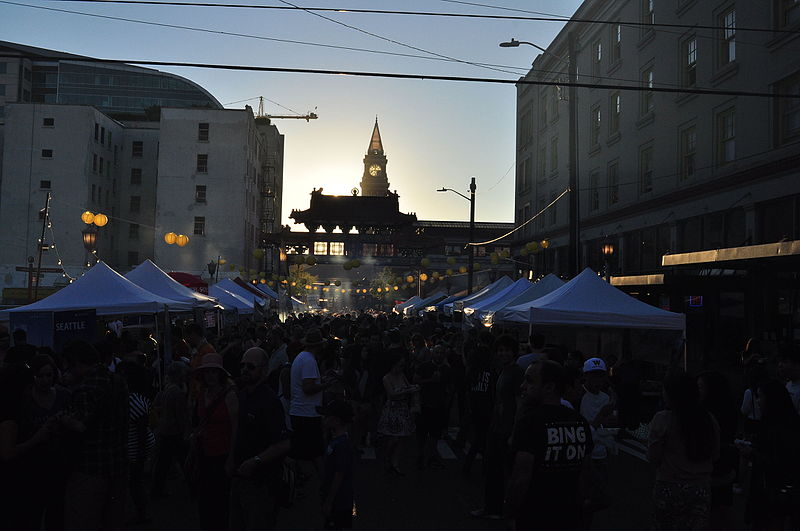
<box><xmin>437</xmin><ymin>176</ymin><xmax>477</xmax><ymax>294</ymax></box>
<box><xmin>82</xmin><ymin>225</ymin><xmax>98</xmax><ymax>252</ymax></box>
<box><xmin>601</xmin><ymin>241</ymin><xmax>615</xmax><ymax>283</ymax></box>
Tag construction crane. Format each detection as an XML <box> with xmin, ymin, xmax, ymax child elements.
<box><xmin>257</xmin><ymin>96</ymin><xmax>318</xmax><ymax>122</ymax></box>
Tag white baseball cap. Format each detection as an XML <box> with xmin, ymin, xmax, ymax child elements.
<box><xmin>582</xmin><ymin>357</ymin><xmax>607</xmax><ymax>373</ymax></box>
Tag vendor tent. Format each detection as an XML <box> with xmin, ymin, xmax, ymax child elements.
<box><xmin>234</xmin><ymin>278</ymin><xmax>278</xmax><ymax>300</ymax></box>
<box><xmin>463</xmin><ymin>278</ymin><xmax>532</xmax><ymax>318</ymax></box>
<box><xmin>404</xmin><ymin>291</ymin><xmax>448</xmax><ymax>315</ymax></box>
<box><xmin>1</xmin><ymin>262</ymin><xmax>194</xmax><ymax>317</ymax></box>
<box><xmin>486</xmin><ymin>274</ymin><xmax>565</xmax><ymax>323</ymax></box>
<box><xmin>503</xmin><ymin>268</ymin><xmax>685</xmax><ymax>330</ymax></box>
<box><xmin>395</xmin><ymin>296</ymin><xmax>422</xmax><ymax>313</ymax></box>
<box><xmin>254</xmin><ymin>283</ymin><xmax>279</xmax><ymax>300</ymax></box>
<box><xmin>446</xmin><ymin>276</ymin><xmax>513</xmax><ymax>314</ymax></box>
<box><xmin>216</xmin><ymin>279</ymin><xmax>267</xmax><ymax>306</ymax></box>
<box><xmin>432</xmin><ymin>293</ymin><xmax>466</xmax><ymax>312</ymax></box>
<box><xmin>209</xmin><ymin>285</ymin><xmax>254</xmax><ymax>314</ymax></box>
<box><xmin>125</xmin><ymin>260</ymin><xmax>219</xmax><ymax>309</ymax></box>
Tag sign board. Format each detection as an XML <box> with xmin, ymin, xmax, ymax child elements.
<box><xmin>53</xmin><ymin>309</ymin><xmax>97</xmax><ymax>353</ymax></box>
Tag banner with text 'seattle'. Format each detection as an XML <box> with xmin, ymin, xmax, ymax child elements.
<box><xmin>53</xmin><ymin>309</ymin><xmax>97</xmax><ymax>353</ymax></box>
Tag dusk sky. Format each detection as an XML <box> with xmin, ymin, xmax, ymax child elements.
<box><xmin>1</xmin><ymin>0</ymin><xmax>583</xmax><ymax>226</ymax></box>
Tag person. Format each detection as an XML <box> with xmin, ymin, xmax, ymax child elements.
<box><xmin>648</xmin><ymin>369</ymin><xmax>720</xmax><ymax>531</ymax></box>
<box><xmin>697</xmin><ymin>371</ymin><xmax>738</xmax><ymax>531</ymax></box>
<box><xmin>462</xmin><ymin>333</ymin><xmax>494</xmax><ymax>475</ymax></box>
<box><xmin>267</xmin><ymin>328</ymin><xmax>288</xmax><ymax>378</ymax></box>
<box><xmin>779</xmin><ymin>346</ymin><xmax>800</xmax><ymax>414</ymax></box>
<box><xmin>376</xmin><ymin>355</ymin><xmax>417</xmax><ymax>475</ymax></box>
<box><xmin>737</xmin><ymin>379</ymin><xmax>800</xmax><ymax>530</ymax></box>
<box><xmin>471</xmin><ymin>334</ymin><xmax>523</xmax><ymax>519</ymax></box>
<box><xmin>60</xmin><ymin>340</ymin><xmax>130</xmax><ymax>531</ymax></box>
<box><xmin>319</xmin><ymin>400</ymin><xmax>355</xmax><ymax>531</ymax></box>
<box><xmin>516</xmin><ymin>333</ymin><xmax>546</xmax><ymax>370</ymax></box>
<box><xmin>152</xmin><ymin>360</ymin><xmax>190</xmax><ymax>499</ymax></box>
<box><xmin>414</xmin><ymin>344</ymin><xmax>450</xmax><ymax>470</ymax></box>
<box><xmin>5</xmin><ymin>328</ymin><xmax>38</xmax><ymax>365</ymax></box>
<box><xmin>289</xmin><ymin>329</ymin><xmax>333</xmax><ymax>472</ymax></box>
<box><xmin>229</xmin><ymin>347</ymin><xmax>291</xmax><ymax>531</ymax></box>
<box><xmin>187</xmin><ymin>324</ymin><xmax>217</xmax><ymax>370</ymax></box>
<box><xmin>119</xmin><ymin>361</ymin><xmax>156</xmax><ymax>525</ymax></box>
<box><xmin>508</xmin><ymin>360</ymin><xmax>593</xmax><ymax>529</ymax></box>
<box><xmin>190</xmin><ymin>352</ymin><xmax>238</xmax><ymax>531</ymax></box>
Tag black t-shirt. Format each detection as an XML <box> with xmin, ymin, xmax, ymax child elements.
<box><xmin>511</xmin><ymin>403</ymin><xmax>593</xmax><ymax>525</ymax></box>
<box><xmin>4</xmin><ymin>344</ymin><xmax>37</xmax><ymax>365</ymax></box>
<box><xmin>416</xmin><ymin>361</ymin><xmax>450</xmax><ymax>408</ymax></box>
<box><xmin>490</xmin><ymin>364</ymin><xmax>523</xmax><ymax>435</ymax></box>
<box><xmin>234</xmin><ymin>380</ymin><xmax>288</xmax><ymax>483</ymax></box>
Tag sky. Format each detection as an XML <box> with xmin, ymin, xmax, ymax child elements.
<box><xmin>1</xmin><ymin>0</ymin><xmax>583</xmax><ymax>226</ymax></box>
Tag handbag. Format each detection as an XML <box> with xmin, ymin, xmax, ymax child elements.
<box><xmin>183</xmin><ymin>387</ymin><xmax>231</xmax><ymax>496</ymax></box>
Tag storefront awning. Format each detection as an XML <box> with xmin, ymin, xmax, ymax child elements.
<box><xmin>662</xmin><ymin>240</ymin><xmax>800</xmax><ymax>268</ymax></box>
<box><xmin>610</xmin><ymin>274</ymin><xmax>665</xmax><ymax>287</ymax></box>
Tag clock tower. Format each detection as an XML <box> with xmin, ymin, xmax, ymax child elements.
<box><xmin>360</xmin><ymin>118</ymin><xmax>390</xmax><ymax>197</ymax></box>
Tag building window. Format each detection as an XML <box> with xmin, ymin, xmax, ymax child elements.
<box><xmin>195</xmin><ymin>185</ymin><xmax>207</xmax><ymax>203</ymax></box>
<box><xmin>198</xmin><ymin>123</ymin><xmax>209</xmax><ymax>142</ymax></box>
<box><xmin>589</xmin><ymin>172</ymin><xmax>600</xmax><ymax>211</ymax></box>
<box><xmin>778</xmin><ymin>0</ymin><xmax>800</xmax><ymax>29</ymax></box>
<box><xmin>42</xmin><ymin>117</ymin><xmax>54</xmax><ymax>127</ymax></box>
<box><xmin>608</xmin><ymin>161</ymin><xmax>619</xmax><ymax>205</ymax></box>
<box><xmin>610</xmin><ymin>92</ymin><xmax>621</xmax><ymax>133</ymax></box>
<box><xmin>592</xmin><ymin>41</ymin><xmax>602</xmax><ymax>78</ymax></box>
<box><xmin>94</xmin><ymin>123</ymin><xmax>99</xmax><ymax>141</ymax></box>
<box><xmin>130</xmin><ymin>168</ymin><xmax>142</xmax><ymax>185</ymax></box>
<box><xmin>40</xmin><ymin>180</ymin><xmax>51</xmax><ymax>189</ymax></box>
<box><xmin>132</xmin><ymin>141</ymin><xmax>143</xmax><ymax>157</ymax></box>
<box><xmin>639</xmin><ymin>145</ymin><xmax>654</xmax><ymax>194</ymax></box>
<box><xmin>642</xmin><ymin>0</ymin><xmax>654</xmax><ymax>26</ymax></box>
<box><xmin>550</xmin><ymin>137</ymin><xmax>558</xmax><ymax>172</ymax></box>
<box><xmin>129</xmin><ymin>223</ymin><xmax>139</xmax><ymax>240</ymax></box>
<box><xmin>99</xmin><ymin>157</ymin><xmax>104</xmax><ymax>175</ymax></box>
<box><xmin>130</xmin><ymin>195</ymin><xmax>141</xmax><ymax>213</ymax></box>
<box><xmin>719</xmin><ymin>9</ymin><xmax>736</xmax><ymax>66</ymax></box>
<box><xmin>100</xmin><ymin>127</ymin><xmax>105</xmax><ymax>145</ymax></box>
<box><xmin>194</xmin><ymin>217</ymin><xmax>205</xmax><ymax>235</ymax></box>
<box><xmin>41</xmin><ymin>149</ymin><xmax>53</xmax><ymax>158</ymax></box>
<box><xmin>107</xmin><ymin>132</ymin><xmax>112</xmax><ymax>149</ymax></box>
<box><xmin>519</xmin><ymin>107</ymin><xmax>533</xmax><ymax>146</ymax></box>
<box><xmin>549</xmin><ymin>191</ymin><xmax>558</xmax><ymax>224</ymax></box>
<box><xmin>641</xmin><ymin>68</ymin><xmax>654</xmax><ymax>115</ymax></box>
<box><xmin>776</xmin><ymin>71</ymin><xmax>800</xmax><ymax>145</ymax></box>
<box><xmin>590</xmin><ymin>106</ymin><xmax>601</xmax><ymax>146</ymax></box>
<box><xmin>682</xmin><ymin>37</ymin><xmax>697</xmax><ymax>87</ymax></box>
<box><xmin>197</xmin><ymin>154</ymin><xmax>208</xmax><ymax>173</ymax></box>
<box><xmin>128</xmin><ymin>251</ymin><xmax>139</xmax><ymax>267</ymax></box>
<box><xmin>611</xmin><ymin>24</ymin><xmax>622</xmax><ymax>62</ymax></box>
<box><xmin>679</xmin><ymin>125</ymin><xmax>697</xmax><ymax>180</ymax></box>
<box><xmin>314</xmin><ymin>242</ymin><xmax>329</xmax><ymax>255</ymax></box>
<box><xmin>717</xmin><ymin>108</ymin><xmax>736</xmax><ymax>164</ymax></box>
<box><xmin>92</xmin><ymin>154</ymin><xmax>98</xmax><ymax>172</ymax></box>
<box><xmin>0</xmin><ymin>63</ymin><xmax>6</xmax><ymax>74</ymax></box>
<box><xmin>329</xmin><ymin>242</ymin><xmax>345</xmax><ymax>256</ymax></box>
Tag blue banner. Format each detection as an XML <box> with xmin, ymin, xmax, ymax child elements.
<box><xmin>53</xmin><ymin>309</ymin><xmax>97</xmax><ymax>354</ymax></box>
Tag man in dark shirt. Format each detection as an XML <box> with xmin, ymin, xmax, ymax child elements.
<box><xmin>5</xmin><ymin>328</ymin><xmax>38</xmax><ymax>365</ymax></box>
<box><xmin>509</xmin><ymin>360</ymin><xmax>593</xmax><ymax>530</ymax></box>
<box><xmin>318</xmin><ymin>400</ymin><xmax>355</xmax><ymax>530</ymax></box>
<box><xmin>415</xmin><ymin>344</ymin><xmax>450</xmax><ymax>469</ymax></box>
<box><xmin>229</xmin><ymin>347</ymin><xmax>291</xmax><ymax>531</ymax></box>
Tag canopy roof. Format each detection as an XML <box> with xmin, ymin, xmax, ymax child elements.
<box><xmin>2</xmin><ymin>262</ymin><xmax>194</xmax><ymax>316</ymax></box>
<box><xmin>404</xmin><ymin>291</ymin><xmax>448</xmax><ymax>314</ymax></box>
<box><xmin>487</xmin><ymin>274</ymin><xmax>565</xmax><ymax>322</ymax></box>
<box><xmin>216</xmin><ymin>278</ymin><xmax>266</xmax><ymax>305</ymax></box>
<box><xmin>209</xmin><ymin>285</ymin><xmax>254</xmax><ymax>314</ymax></box>
<box><xmin>167</xmin><ymin>271</ymin><xmax>207</xmax><ymax>289</ymax></box>
<box><xmin>233</xmin><ymin>278</ymin><xmax>278</xmax><ymax>300</ymax></box>
<box><xmin>125</xmin><ymin>260</ymin><xmax>218</xmax><ymax>309</ymax></box>
<box><xmin>463</xmin><ymin>278</ymin><xmax>532</xmax><ymax>317</ymax></box>
<box><xmin>503</xmin><ymin>268</ymin><xmax>685</xmax><ymax>331</ymax></box>
<box><xmin>395</xmin><ymin>295</ymin><xmax>422</xmax><ymax>312</ymax></box>
<box><xmin>446</xmin><ymin>276</ymin><xmax>513</xmax><ymax>314</ymax></box>
<box><xmin>253</xmin><ymin>282</ymin><xmax>279</xmax><ymax>299</ymax></box>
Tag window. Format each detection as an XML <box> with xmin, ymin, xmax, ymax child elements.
<box><xmin>314</xmin><ymin>242</ymin><xmax>329</xmax><ymax>255</ymax></box>
<box><xmin>641</xmin><ymin>68</ymin><xmax>654</xmax><ymax>114</ymax></box>
<box><xmin>717</xmin><ymin>108</ymin><xmax>736</xmax><ymax>164</ymax></box>
<box><xmin>107</xmin><ymin>132</ymin><xmax>112</xmax><ymax>149</ymax></box>
<box><xmin>778</xmin><ymin>0</ymin><xmax>800</xmax><ymax>29</ymax></box>
<box><xmin>549</xmin><ymin>191</ymin><xmax>558</xmax><ymax>225</ymax></box>
<box><xmin>24</xmin><ymin>68</ymin><xmax>31</xmax><ymax>81</ymax></box>
<box><xmin>127</xmin><ymin>252</ymin><xmax>139</xmax><ymax>267</ymax></box>
<box><xmin>194</xmin><ymin>217</ymin><xmax>205</xmax><ymax>235</ymax></box>
<box><xmin>590</xmin><ymin>106</ymin><xmax>601</xmax><ymax>146</ymax></box>
<box><xmin>129</xmin><ymin>223</ymin><xmax>139</xmax><ymax>240</ymax></box>
<box><xmin>196</xmin><ymin>154</ymin><xmax>208</xmax><ymax>173</ymax></box>
<box><xmin>592</xmin><ymin>41</ymin><xmax>602</xmax><ymax>78</ymax></box>
<box><xmin>719</xmin><ymin>9</ymin><xmax>736</xmax><ymax>66</ymax></box>
<box><xmin>130</xmin><ymin>168</ymin><xmax>142</xmax><ymax>185</ymax></box>
<box><xmin>680</xmin><ymin>126</ymin><xmax>697</xmax><ymax>180</ymax></box>
<box><xmin>94</xmin><ymin>123</ymin><xmax>99</xmax><ymax>141</ymax></box>
<box><xmin>639</xmin><ymin>145</ymin><xmax>654</xmax><ymax>193</ymax></box>
<box><xmin>195</xmin><ymin>185</ymin><xmax>207</xmax><ymax>203</ymax></box>
<box><xmin>611</xmin><ymin>24</ymin><xmax>622</xmax><ymax>62</ymax></box>
<box><xmin>329</xmin><ymin>242</ymin><xmax>345</xmax><ymax>256</ymax></box>
<box><xmin>41</xmin><ymin>149</ymin><xmax>53</xmax><ymax>158</ymax></box>
<box><xmin>608</xmin><ymin>161</ymin><xmax>619</xmax><ymax>205</ymax></box>
<box><xmin>550</xmin><ymin>137</ymin><xmax>558</xmax><ymax>172</ymax></box>
<box><xmin>682</xmin><ymin>37</ymin><xmax>697</xmax><ymax>87</ymax></box>
<box><xmin>42</xmin><ymin>117</ymin><xmax>54</xmax><ymax>127</ymax></box>
<box><xmin>198</xmin><ymin>123</ymin><xmax>209</xmax><ymax>141</ymax></box>
<box><xmin>92</xmin><ymin>154</ymin><xmax>98</xmax><ymax>172</ymax></box>
<box><xmin>0</xmin><ymin>62</ymin><xmax>5</xmax><ymax>74</ymax></box>
<box><xmin>40</xmin><ymin>180</ymin><xmax>51</xmax><ymax>189</ymax></box>
<box><xmin>519</xmin><ymin>107</ymin><xmax>533</xmax><ymax>146</ymax></box>
<box><xmin>610</xmin><ymin>92</ymin><xmax>621</xmax><ymax>133</ymax></box>
<box><xmin>589</xmin><ymin>172</ymin><xmax>600</xmax><ymax>211</ymax></box>
<box><xmin>777</xmin><ymin>71</ymin><xmax>800</xmax><ymax>145</ymax></box>
<box><xmin>99</xmin><ymin>157</ymin><xmax>104</xmax><ymax>175</ymax></box>
<box><xmin>130</xmin><ymin>195</ymin><xmax>141</xmax><ymax>213</ymax></box>
<box><xmin>642</xmin><ymin>0</ymin><xmax>654</xmax><ymax>26</ymax></box>
<box><xmin>100</xmin><ymin>127</ymin><xmax>105</xmax><ymax>145</ymax></box>
<box><xmin>538</xmin><ymin>145</ymin><xmax>547</xmax><ymax>178</ymax></box>
<box><xmin>132</xmin><ymin>141</ymin><xmax>143</xmax><ymax>157</ymax></box>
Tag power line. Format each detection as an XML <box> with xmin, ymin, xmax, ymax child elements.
<box><xmin>1</xmin><ymin>54</ymin><xmax>796</xmax><ymax>100</ymax></box>
<box><xmin>486</xmin><ymin>161</ymin><xmax>515</xmax><ymax>191</ymax></box>
<box><xmin>41</xmin><ymin>0</ymin><xmax>800</xmax><ymax>34</ymax></box>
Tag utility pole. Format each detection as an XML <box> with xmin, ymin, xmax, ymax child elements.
<box><xmin>568</xmin><ymin>31</ymin><xmax>580</xmax><ymax>278</ymax></box>
<box><xmin>34</xmin><ymin>192</ymin><xmax>51</xmax><ymax>301</ymax></box>
<box><xmin>468</xmin><ymin>177</ymin><xmax>476</xmax><ymax>295</ymax></box>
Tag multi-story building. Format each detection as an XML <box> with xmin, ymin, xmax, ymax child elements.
<box><xmin>512</xmin><ymin>0</ymin><xmax>800</xmax><ymax>358</ymax></box>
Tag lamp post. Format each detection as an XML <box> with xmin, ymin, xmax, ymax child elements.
<box><xmin>601</xmin><ymin>242</ymin><xmax>615</xmax><ymax>283</ymax></box>
<box><xmin>207</xmin><ymin>258</ymin><xmax>217</xmax><ymax>283</ymax></box>
<box><xmin>500</xmin><ymin>37</ymin><xmax>579</xmax><ymax>278</ymax></box>
<box><xmin>80</xmin><ymin>210</ymin><xmax>107</xmax><ymax>267</ymax></box>
<box><xmin>437</xmin><ymin>176</ymin><xmax>477</xmax><ymax>294</ymax></box>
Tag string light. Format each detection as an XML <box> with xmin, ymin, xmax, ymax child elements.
<box><xmin>46</xmin><ymin>210</ymin><xmax>76</xmax><ymax>281</ymax></box>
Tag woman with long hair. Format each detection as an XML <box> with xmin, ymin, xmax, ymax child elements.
<box><xmin>738</xmin><ymin>379</ymin><xmax>800</xmax><ymax>530</ymax></box>
<box><xmin>648</xmin><ymin>369</ymin><xmax>719</xmax><ymax>530</ymax></box>
<box><xmin>377</xmin><ymin>355</ymin><xmax>417</xmax><ymax>476</ymax></box>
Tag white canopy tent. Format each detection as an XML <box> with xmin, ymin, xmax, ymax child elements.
<box><xmin>506</xmin><ymin>268</ymin><xmax>685</xmax><ymax>331</ymax></box>
<box><xmin>216</xmin><ymin>278</ymin><xmax>267</xmax><ymax>306</ymax></box>
<box><xmin>209</xmin><ymin>285</ymin><xmax>254</xmax><ymax>315</ymax></box>
<box><xmin>404</xmin><ymin>291</ymin><xmax>448</xmax><ymax>315</ymax></box>
<box><xmin>446</xmin><ymin>276</ymin><xmax>514</xmax><ymax>315</ymax></box>
<box><xmin>486</xmin><ymin>274</ymin><xmax>565</xmax><ymax>324</ymax></box>
<box><xmin>463</xmin><ymin>278</ymin><xmax>532</xmax><ymax>318</ymax></box>
<box><xmin>125</xmin><ymin>260</ymin><xmax>219</xmax><ymax>309</ymax></box>
<box><xmin>395</xmin><ymin>296</ymin><xmax>422</xmax><ymax>313</ymax></box>
<box><xmin>0</xmin><ymin>262</ymin><xmax>194</xmax><ymax>317</ymax></box>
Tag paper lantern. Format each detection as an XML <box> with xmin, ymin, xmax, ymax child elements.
<box><xmin>253</xmin><ymin>248</ymin><xmax>265</xmax><ymax>259</ymax></box>
<box><xmin>164</xmin><ymin>232</ymin><xmax>177</xmax><ymax>245</ymax></box>
<box><xmin>334</xmin><ymin>280</ymin><xmax>341</xmax><ymax>287</ymax></box>
<box><xmin>81</xmin><ymin>211</ymin><xmax>95</xmax><ymax>224</ymax></box>
<box><xmin>393</xmin><ymin>286</ymin><xmax>399</xmax><ymax>291</ymax></box>
<box><xmin>447</xmin><ymin>257</ymin><xmax>456</xmax><ymax>266</ymax></box>
<box><xmin>541</xmin><ymin>239</ymin><xmax>550</xmax><ymax>249</ymax></box>
<box><xmin>351</xmin><ymin>259</ymin><xmax>361</xmax><ymax>268</ymax></box>
<box><xmin>459</xmin><ymin>266</ymin><xmax>467</xmax><ymax>274</ymax></box>
<box><xmin>176</xmin><ymin>234</ymin><xmax>189</xmax><ymax>247</ymax></box>
<box><xmin>420</xmin><ymin>258</ymin><xmax>431</xmax><ymax>268</ymax></box>
<box><xmin>260</xmin><ymin>279</ymin><xmax>266</xmax><ymax>284</ymax></box>
<box><xmin>406</xmin><ymin>275</ymin><xmax>414</xmax><ymax>283</ymax></box>
<box><xmin>526</xmin><ymin>241</ymin><xmax>540</xmax><ymax>252</ymax></box>
<box><xmin>419</xmin><ymin>273</ymin><xmax>428</xmax><ymax>282</ymax></box>
<box><xmin>93</xmin><ymin>213</ymin><xmax>108</xmax><ymax>227</ymax></box>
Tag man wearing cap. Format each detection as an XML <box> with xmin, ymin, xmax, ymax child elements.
<box><xmin>229</xmin><ymin>347</ymin><xmax>290</xmax><ymax>531</ymax></box>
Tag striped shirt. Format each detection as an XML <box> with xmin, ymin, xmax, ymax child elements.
<box><xmin>128</xmin><ymin>392</ymin><xmax>156</xmax><ymax>462</ymax></box>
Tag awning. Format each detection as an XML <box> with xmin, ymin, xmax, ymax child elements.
<box><xmin>662</xmin><ymin>240</ymin><xmax>800</xmax><ymax>268</ymax></box>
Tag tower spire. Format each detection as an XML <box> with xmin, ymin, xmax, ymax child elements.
<box><xmin>368</xmin><ymin>118</ymin><xmax>383</xmax><ymax>154</ymax></box>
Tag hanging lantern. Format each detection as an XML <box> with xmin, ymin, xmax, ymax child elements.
<box><xmin>419</xmin><ymin>273</ymin><xmax>428</xmax><ymax>282</ymax></box>
<box><xmin>164</xmin><ymin>232</ymin><xmax>177</xmax><ymax>245</ymax></box>
<box><xmin>459</xmin><ymin>266</ymin><xmax>467</xmax><ymax>274</ymax></box>
<box><xmin>176</xmin><ymin>234</ymin><xmax>189</xmax><ymax>247</ymax></box>
<box><xmin>343</xmin><ymin>263</ymin><xmax>352</xmax><ymax>271</ymax></box>
<box><xmin>305</xmin><ymin>284</ymin><xmax>312</xmax><ymax>290</ymax></box>
<box><xmin>447</xmin><ymin>257</ymin><xmax>456</xmax><ymax>266</ymax></box>
<box><xmin>291</xmin><ymin>281</ymin><xmax>297</xmax><ymax>287</ymax></box>
<box><xmin>377</xmin><ymin>287</ymin><xmax>382</xmax><ymax>293</ymax></box>
<box><xmin>432</xmin><ymin>271</ymin><xmax>440</xmax><ymax>278</ymax></box>
<box><xmin>306</xmin><ymin>256</ymin><xmax>317</xmax><ymax>266</ymax></box>
<box><xmin>340</xmin><ymin>289</ymin><xmax>346</xmax><ymax>294</ymax></box>
<box><xmin>93</xmin><ymin>213</ymin><xmax>108</xmax><ymax>227</ymax></box>
<box><xmin>420</xmin><ymin>258</ymin><xmax>431</xmax><ymax>268</ymax></box>
<box><xmin>260</xmin><ymin>279</ymin><xmax>267</xmax><ymax>284</ymax></box>
<box><xmin>253</xmin><ymin>248</ymin><xmax>265</xmax><ymax>259</ymax></box>
<box><xmin>541</xmin><ymin>239</ymin><xmax>550</xmax><ymax>249</ymax></box>
<box><xmin>219</xmin><ymin>258</ymin><xmax>227</xmax><ymax>265</ymax></box>
<box><xmin>393</xmin><ymin>285</ymin><xmax>399</xmax><ymax>291</ymax></box>
<box><xmin>268</xmin><ymin>281</ymin><xmax>274</xmax><ymax>286</ymax></box>
<box><xmin>81</xmin><ymin>211</ymin><xmax>95</xmax><ymax>224</ymax></box>
<box><xmin>446</xmin><ymin>269</ymin><xmax>454</xmax><ymax>276</ymax></box>
<box><xmin>526</xmin><ymin>241</ymin><xmax>540</xmax><ymax>252</ymax></box>
<box><xmin>351</xmin><ymin>259</ymin><xmax>361</xmax><ymax>268</ymax></box>
<box><xmin>406</xmin><ymin>275</ymin><xmax>414</xmax><ymax>283</ymax></box>
<box><xmin>334</xmin><ymin>280</ymin><xmax>341</xmax><ymax>287</ymax></box>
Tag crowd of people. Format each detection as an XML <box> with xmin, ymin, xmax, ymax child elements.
<box><xmin>1</xmin><ymin>313</ymin><xmax>800</xmax><ymax>530</ymax></box>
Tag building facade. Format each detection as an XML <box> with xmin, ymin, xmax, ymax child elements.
<box><xmin>512</xmin><ymin>0</ymin><xmax>800</xmax><ymax>358</ymax></box>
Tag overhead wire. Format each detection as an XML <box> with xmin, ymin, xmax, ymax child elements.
<box><xmin>486</xmin><ymin>161</ymin><xmax>516</xmax><ymax>191</ymax></box>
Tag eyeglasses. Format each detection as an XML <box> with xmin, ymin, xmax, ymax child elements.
<box><xmin>240</xmin><ymin>362</ymin><xmax>265</xmax><ymax>372</ymax></box>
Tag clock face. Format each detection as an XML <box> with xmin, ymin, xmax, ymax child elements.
<box><xmin>369</xmin><ymin>164</ymin><xmax>381</xmax><ymax>176</ymax></box>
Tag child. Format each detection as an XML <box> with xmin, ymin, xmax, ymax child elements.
<box><xmin>317</xmin><ymin>400</ymin><xmax>355</xmax><ymax>530</ymax></box>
